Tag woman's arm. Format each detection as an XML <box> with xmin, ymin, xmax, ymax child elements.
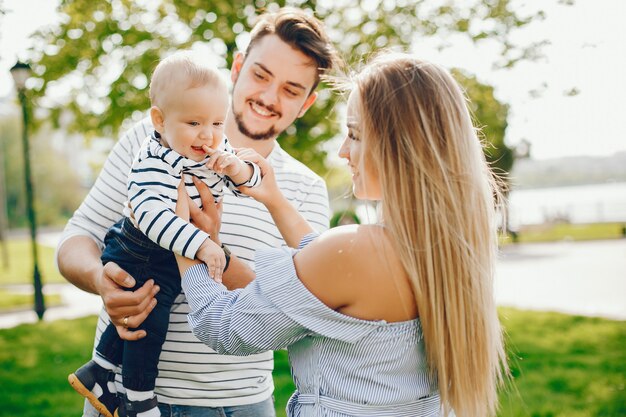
<box><xmin>175</xmin><ymin>180</ymin><xmax>310</xmax><ymax>354</ymax></box>
<box><xmin>178</xmin><ymin>178</ymin><xmax>256</xmax><ymax>289</ymax></box>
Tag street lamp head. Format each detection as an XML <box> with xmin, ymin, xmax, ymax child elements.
<box><xmin>10</xmin><ymin>61</ymin><xmax>31</xmax><ymax>91</ymax></box>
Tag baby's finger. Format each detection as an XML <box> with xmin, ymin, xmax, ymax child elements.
<box><xmin>205</xmin><ymin>155</ymin><xmax>217</xmax><ymax>171</ymax></box>
<box><xmin>219</xmin><ymin>156</ymin><xmax>236</xmax><ymax>170</ymax></box>
<box><xmin>202</xmin><ymin>145</ymin><xmax>217</xmax><ymax>156</ymax></box>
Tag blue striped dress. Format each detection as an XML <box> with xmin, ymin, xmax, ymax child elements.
<box><xmin>182</xmin><ymin>233</ymin><xmax>441</xmax><ymax>417</ymax></box>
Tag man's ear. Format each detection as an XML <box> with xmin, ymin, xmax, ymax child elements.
<box><xmin>150</xmin><ymin>106</ymin><xmax>165</xmax><ymax>133</ymax></box>
<box><xmin>231</xmin><ymin>52</ymin><xmax>245</xmax><ymax>83</ymax></box>
<box><xmin>298</xmin><ymin>91</ymin><xmax>318</xmax><ymax>118</ymax></box>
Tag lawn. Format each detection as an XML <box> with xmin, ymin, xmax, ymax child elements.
<box><xmin>0</xmin><ymin>289</ymin><xmax>61</xmax><ymax>311</ymax></box>
<box><xmin>502</xmin><ymin>222</ymin><xmax>626</xmax><ymax>245</ymax></box>
<box><xmin>0</xmin><ymin>309</ymin><xmax>623</xmax><ymax>417</ymax></box>
<box><xmin>0</xmin><ymin>239</ymin><xmax>65</xmax><ymax>285</ymax></box>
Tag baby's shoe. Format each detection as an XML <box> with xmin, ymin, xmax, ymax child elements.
<box><xmin>68</xmin><ymin>360</ymin><xmax>118</xmax><ymax>417</ymax></box>
<box><xmin>114</xmin><ymin>394</ymin><xmax>160</xmax><ymax>417</ymax></box>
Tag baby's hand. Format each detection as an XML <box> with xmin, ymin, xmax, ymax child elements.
<box><xmin>196</xmin><ymin>239</ymin><xmax>226</xmax><ymax>283</ymax></box>
<box><xmin>203</xmin><ymin>145</ymin><xmax>245</xmax><ymax>177</ymax></box>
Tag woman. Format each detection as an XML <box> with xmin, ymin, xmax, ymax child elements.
<box><xmin>176</xmin><ymin>53</ymin><xmax>507</xmax><ymax>417</ymax></box>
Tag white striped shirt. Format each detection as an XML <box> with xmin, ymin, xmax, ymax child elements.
<box><xmin>182</xmin><ymin>233</ymin><xmax>441</xmax><ymax>417</ymax></box>
<box><xmin>58</xmin><ymin>116</ymin><xmax>330</xmax><ymax>409</ymax></box>
<box><xmin>126</xmin><ymin>133</ymin><xmax>260</xmax><ymax>259</ymax></box>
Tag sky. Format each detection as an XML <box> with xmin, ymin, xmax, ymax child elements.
<box><xmin>0</xmin><ymin>0</ymin><xmax>625</xmax><ymax>161</ymax></box>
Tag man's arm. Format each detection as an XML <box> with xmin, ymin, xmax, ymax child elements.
<box><xmin>57</xmin><ymin>235</ymin><xmax>108</xmax><ymax>294</ymax></box>
<box><xmin>56</xmin><ymin>117</ymin><xmax>158</xmax><ymax>338</ymax></box>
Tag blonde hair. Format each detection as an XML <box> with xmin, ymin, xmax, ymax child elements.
<box><xmin>354</xmin><ymin>53</ymin><xmax>507</xmax><ymax>417</ymax></box>
<box><xmin>149</xmin><ymin>51</ymin><xmax>225</xmax><ymax>109</ymax></box>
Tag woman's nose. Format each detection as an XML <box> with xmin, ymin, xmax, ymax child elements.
<box><xmin>338</xmin><ymin>136</ymin><xmax>350</xmax><ymax>159</ymax></box>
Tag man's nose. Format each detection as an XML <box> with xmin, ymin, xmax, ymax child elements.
<box><xmin>259</xmin><ymin>83</ymin><xmax>279</xmax><ymax>106</ymax></box>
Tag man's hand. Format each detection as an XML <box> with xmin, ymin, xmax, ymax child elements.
<box><xmin>97</xmin><ymin>261</ymin><xmax>159</xmax><ymax>341</ymax></box>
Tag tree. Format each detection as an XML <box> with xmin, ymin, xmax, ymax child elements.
<box><xmin>26</xmin><ymin>0</ymin><xmax>547</xmax><ymax>175</ymax></box>
<box><xmin>452</xmin><ymin>69</ymin><xmax>513</xmax><ymax>188</ymax></box>
<box><xmin>0</xmin><ymin>116</ymin><xmax>85</xmax><ymax>228</ymax></box>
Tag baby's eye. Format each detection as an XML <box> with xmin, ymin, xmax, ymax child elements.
<box><xmin>213</xmin><ymin>121</ymin><xmax>224</xmax><ymax>127</ymax></box>
<box><xmin>188</xmin><ymin>121</ymin><xmax>200</xmax><ymax>126</ymax></box>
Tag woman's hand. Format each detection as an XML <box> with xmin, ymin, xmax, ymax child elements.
<box><xmin>175</xmin><ymin>178</ymin><xmax>205</xmax><ymax>278</ymax></box>
<box><xmin>183</xmin><ymin>176</ymin><xmax>258</xmax><ymax>289</ymax></box>
<box><xmin>235</xmin><ymin>148</ymin><xmax>282</xmax><ymax>206</ymax></box>
<box><xmin>188</xmin><ymin>177</ymin><xmax>223</xmax><ymax>241</ymax></box>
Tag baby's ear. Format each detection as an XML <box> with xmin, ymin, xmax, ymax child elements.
<box><xmin>150</xmin><ymin>106</ymin><xmax>165</xmax><ymax>132</ymax></box>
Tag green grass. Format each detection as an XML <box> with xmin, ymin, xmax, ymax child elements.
<box><xmin>0</xmin><ymin>289</ymin><xmax>61</xmax><ymax>311</ymax></box>
<box><xmin>502</xmin><ymin>222</ymin><xmax>626</xmax><ymax>244</ymax></box>
<box><xmin>0</xmin><ymin>239</ymin><xmax>65</xmax><ymax>285</ymax></box>
<box><xmin>0</xmin><ymin>316</ymin><xmax>96</xmax><ymax>417</ymax></box>
<box><xmin>0</xmin><ymin>310</ymin><xmax>623</xmax><ymax>417</ymax></box>
<box><xmin>498</xmin><ymin>308</ymin><xmax>626</xmax><ymax>417</ymax></box>
<box><xmin>274</xmin><ymin>349</ymin><xmax>295</xmax><ymax>417</ymax></box>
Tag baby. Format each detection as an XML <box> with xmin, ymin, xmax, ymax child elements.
<box><xmin>68</xmin><ymin>51</ymin><xmax>260</xmax><ymax>417</ymax></box>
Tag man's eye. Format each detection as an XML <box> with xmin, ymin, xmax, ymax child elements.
<box><xmin>254</xmin><ymin>72</ymin><xmax>266</xmax><ymax>80</ymax></box>
<box><xmin>285</xmin><ymin>89</ymin><xmax>298</xmax><ymax>97</ymax></box>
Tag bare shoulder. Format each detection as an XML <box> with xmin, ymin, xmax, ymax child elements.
<box><xmin>293</xmin><ymin>225</ymin><xmax>415</xmax><ymax>321</ymax></box>
<box><xmin>303</xmin><ymin>223</ymin><xmax>389</xmax><ymax>253</ymax></box>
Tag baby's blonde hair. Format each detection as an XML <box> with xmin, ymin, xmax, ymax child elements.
<box><xmin>149</xmin><ymin>51</ymin><xmax>225</xmax><ymax>109</ymax></box>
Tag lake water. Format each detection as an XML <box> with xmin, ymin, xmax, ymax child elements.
<box><xmin>351</xmin><ymin>182</ymin><xmax>626</xmax><ymax>227</ymax></box>
<box><xmin>508</xmin><ymin>182</ymin><xmax>626</xmax><ymax>226</ymax></box>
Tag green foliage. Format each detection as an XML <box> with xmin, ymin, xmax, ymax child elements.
<box><xmin>453</xmin><ymin>69</ymin><xmax>513</xmax><ymax>188</ymax></box>
<box><xmin>330</xmin><ymin>209</ymin><xmax>360</xmax><ymax>228</ymax></box>
<box><xmin>27</xmin><ymin>0</ymin><xmax>544</xmax><ymax>174</ymax></box>
<box><xmin>0</xmin><ymin>116</ymin><xmax>86</xmax><ymax>228</ymax></box>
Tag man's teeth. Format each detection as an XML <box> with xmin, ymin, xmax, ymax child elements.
<box><xmin>251</xmin><ymin>102</ymin><xmax>273</xmax><ymax>116</ymax></box>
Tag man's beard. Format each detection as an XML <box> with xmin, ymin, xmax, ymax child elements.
<box><xmin>233</xmin><ymin>110</ymin><xmax>278</xmax><ymax>141</ymax></box>
<box><xmin>232</xmin><ymin>95</ymin><xmax>283</xmax><ymax>140</ymax></box>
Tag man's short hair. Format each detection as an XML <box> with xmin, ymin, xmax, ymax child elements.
<box><xmin>246</xmin><ymin>8</ymin><xmax>340</xmax><ymax>92</ymax></box>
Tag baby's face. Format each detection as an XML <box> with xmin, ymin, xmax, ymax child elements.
<box><xmin>159</xmin><ymin>81</ymin><xmax>229</xmax><ymax>162</ymax></box>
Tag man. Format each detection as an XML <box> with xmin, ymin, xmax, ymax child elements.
<box><xmin>57</xmin><ymin>8</ymin><xmax>339</xmax><ymax>416</ymax></box>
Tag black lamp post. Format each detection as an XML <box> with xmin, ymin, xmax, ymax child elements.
<box><xmin>10</xmin><ymin>60</ymin><xmax>45</xmax><ymax>320</ymax></box>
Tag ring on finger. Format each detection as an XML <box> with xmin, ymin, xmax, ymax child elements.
<box><xmin>123</xmin><ymin>316</ymin><xmax>129</xmax><ymax>329</ymax></box>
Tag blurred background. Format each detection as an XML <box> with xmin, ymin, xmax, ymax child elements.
<box><xmin>0</xmin><ymin>0</ymin><xmax>624</xmax><ymax>416</ymax></box>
